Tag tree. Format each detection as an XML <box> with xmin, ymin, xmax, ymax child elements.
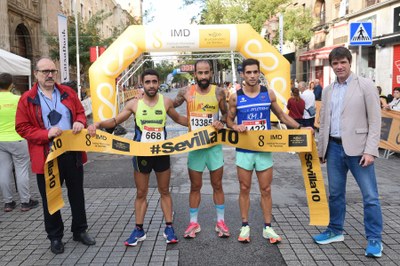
<box><xmin>281</xmin><ymin>8</ymin><xmax>314</xmax><ymax>47</ymax></box>
<box><xmin>154</xmin><ymin>60</ymin><xmax>175</xmax><ymax>84</ymax></box>
<box><xmin>46</xmin><ymin>10</ymin><xmax>130</xmax><ymax>85</ymax></box>
<box><xmin>187</xmin><ymin>0</ymin><xmax>313</xmax><ymax>47</ymax></box>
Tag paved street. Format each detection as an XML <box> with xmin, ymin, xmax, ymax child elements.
<box><xmin>0</xmin><ymin>90</ymin><xmax>399</xmax><ymax>265</ymax></box>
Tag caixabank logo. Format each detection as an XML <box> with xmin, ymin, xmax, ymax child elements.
<box><xmin>288</xmin><ymin>134</ymin><xmax>307</xmax><ymax>147</ymax></box>
<box><xmin>112</xmin><ymin>139</ymin><xmax>130</xmax><ymax>152</ymax></box>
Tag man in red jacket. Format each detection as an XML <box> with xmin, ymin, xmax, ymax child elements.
<box><xmin>15</xmin><ymin>57</ymin><xmax>95</xmax><ymax>254</ymax></box>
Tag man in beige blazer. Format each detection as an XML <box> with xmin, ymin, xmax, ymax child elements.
<box><xmin>312</xmin><ymin>47</ymin><xmax>383</xmax><ymax>258</ymax></box>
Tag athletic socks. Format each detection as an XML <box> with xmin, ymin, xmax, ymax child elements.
<box><xmin>136</xmin><ymin>224</ymin><xmax>144</xmax><ymax>230</ymax></box>
<box><xmin>189</xmin><ymin>208</ymin><xmax>199</xmax><ymax>223</ymax></box>
<box><xmin>215</xmin><ymin>204</ymin><xmax>225</xmax><ymax>222</ymax></box>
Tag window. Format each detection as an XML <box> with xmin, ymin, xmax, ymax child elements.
<box><xmin>365</xmin><ymin>0</ymin><xmax>380</xmax><ymax>7</ymax></box>
<box><xmin>314</xmin><ymin>0</ymin><xmax>326</xmax><ymax>25</ymax></box>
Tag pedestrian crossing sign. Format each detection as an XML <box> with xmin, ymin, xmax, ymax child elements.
<box><xmin>349</xmin><ymin>22</ymin><xmax>372</xmax><ymax>45</ymax></box>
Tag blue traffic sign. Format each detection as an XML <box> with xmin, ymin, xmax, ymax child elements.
<box><xmin>349</xmin><ymin>22</ymin><xmax>372</xmax><ymax>46</ymax></box>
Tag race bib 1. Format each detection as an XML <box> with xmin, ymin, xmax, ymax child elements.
<box><xmin>141</xmin><ymin>126</ymin><xmax>165</xmax><ymax>142</ymax></box>
<box><xmin>242</xmin><ymin>120</ymin><xmax>267</xmax><ymax>131</ymax></box>
<box><xmin>190</xmin><ymin>112</ymin><xmax>214</xmax><ymax>131</ymax></box>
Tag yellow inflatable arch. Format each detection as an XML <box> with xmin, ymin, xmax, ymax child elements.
<box><xmin>89</xmin><ymin>24</ymin><xmax>290</xmax><ymax>122</ymax></box>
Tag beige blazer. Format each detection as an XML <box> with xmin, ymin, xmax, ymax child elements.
<box><xmin>318</xmin><ymin>73</ymin><xmax>381</xmax><ymax>158</ymax></box>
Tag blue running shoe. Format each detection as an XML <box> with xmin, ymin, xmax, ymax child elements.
<box><xmin>365</xmin><ymin>240</ymin><xmax>383</xmax><ymax>258</ymax></box>
<box><xmin>313</xmin><ymin>229</ymin><xmax>344</xmax><ymax>245</ymax></box>
<box><xmin>163</xmin><ymin>226</ymin><xmax>178</xmax><ymax>244</ymax></box>
<box><xmin>124</xmin><ymin>228</ymin><xmax>146</xmax><ymax>246</ymax></box>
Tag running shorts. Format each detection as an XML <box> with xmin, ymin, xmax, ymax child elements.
<box><xmin>236</xmin><ymin>151</ymin><xmax>273</xmax><ymax>171</ymax></box>
<box><xmin>188</xmin><ymin>145</ymin><xmax>224</xmax><ymax>172</ymax></box>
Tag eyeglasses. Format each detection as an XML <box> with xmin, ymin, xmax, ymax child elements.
<box><xmin>36</xmin><ymin>69</ymin><xmax>58</xmax><ymax>75</ymax></box>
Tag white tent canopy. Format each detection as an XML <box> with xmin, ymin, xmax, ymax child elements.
<box><xmin>0</xmin><ymin>48</ymin><xmax>32</xmax><ymax>86</ymax></box>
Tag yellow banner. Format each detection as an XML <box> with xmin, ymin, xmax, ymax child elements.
<box><xmin>44</xmin><ymin>127</ymin><xmax>329</xmax><ymax>225</ymax></box>
<box><xmin>299</xmin><ymin>140</ymin><xmax>329</xmax><ymax>225</ymax></box>
<box><xmin>380</xmin><ymin>110</ymin><xmax>400</xmax><ymax>152</ymax></box>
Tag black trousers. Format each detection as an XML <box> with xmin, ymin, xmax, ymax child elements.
<box><xmin>36</xmin><ymin>152</ymin><xmax>88</xmax><ymax>241</ymax></box>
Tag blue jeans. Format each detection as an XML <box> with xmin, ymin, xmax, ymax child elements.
<box><xmin>326</xmin><ymin>140</ymin><xmax>382</xmax><ymax>241</ymax></box>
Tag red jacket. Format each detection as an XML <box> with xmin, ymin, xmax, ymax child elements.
<box><xmin>15</xmin><ymin>83</ymin><xmax>87</xmax><ymax>174</ymax></box>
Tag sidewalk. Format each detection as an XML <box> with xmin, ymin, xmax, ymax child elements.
<box><xmin>0</xmin><ymin>148</ymin><xmax>399</xmax><ymax>265</ymax></box>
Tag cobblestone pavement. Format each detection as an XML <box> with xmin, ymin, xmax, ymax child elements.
<box><xmin>0</xmin><ymin>148</ymin><xmax>399</xmax><ymax>265</ymax></box>
<box><xmin>1</xmin><ymin>105</ymin><xmax>399</xmax><ymax>266</ymax></box>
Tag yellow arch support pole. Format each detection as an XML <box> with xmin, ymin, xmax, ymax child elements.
<box><xmin>89</xmin><ymin>26</ymin><xmax>145</xmax><ymax>122</ymax></box>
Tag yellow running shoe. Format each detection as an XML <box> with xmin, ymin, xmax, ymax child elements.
<box><xmin>263</xmin><ymin>226</ymin><xmax>282</xmax><ymax>244</ymax></box>
<box><xmin>238</xmin><ymin>225</ymin><xmax>250</xmax><ymax>243</ymax></box>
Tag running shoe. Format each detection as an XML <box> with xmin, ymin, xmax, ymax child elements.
<box><xmin>215</xmin><ymin>220</ymin><xmax>230</xmax><ymax>238</ymax></box>
<box><xmin>365</xmin><ymin>240</ymin><xmax>383</xmax><ymax>258</ymax></box>
<box><xmin>263</xmin><ymin>226</ymin><xmax>282</xmax><ymax>244</ymax></box>
<box><xmin>163</xmin><ymin>226</ymin><xmax>178</xmax><ymax>244</ymax></box>
<box><xmin>124</xmin><ymin>228</ymin><xmax>146</xmax><ymax>246</ymax></box>
<box><xmin>183</xmin><ymin>222</ymin><xmax>201</xmax><ymax>238</ymax></box>
<box><xmin>238</xmin><ymin>225</ymin><xmax>250</xmax><ymax>243</ymax></box>
<box><xmin>313</xmin><ymin>229</ymin><xmax>344</xmax><ymax>245</ymax></box>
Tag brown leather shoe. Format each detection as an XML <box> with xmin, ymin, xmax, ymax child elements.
<box><xmin>4</xmin><ymin>201</ymin><xmax>16</xmax><ymax>212</ymax></box>
<box><xmin>21</xmin><ymin>199</ymin><xmax>39</xmax><ymax>212</ymax></box>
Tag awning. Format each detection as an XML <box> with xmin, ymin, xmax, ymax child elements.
<box><xmin>299</xmin><ymin>44</ymin><xmax>344</xmax><ymax>61</ymax></box>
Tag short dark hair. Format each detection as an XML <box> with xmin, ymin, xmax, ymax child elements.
<box><xmin>394</xmin><ymin>87</ymin><xmax>400</xmax><ymax>93</ymax></box>
<box><xmin>242</xmin><ymin>58</ymin><xmax>260</xmax><ymax>72</ymax></box>
<box><xmin>141</xmin><ymin>69</ymin><xmax>159</xmax><ymax>82</ymax></box>
<box><xmin>329</xmin><ymin>47</ymin><xmax>352</xmax><ymax>65</ymax></box>
<box><xmin>0</xmin><ymin>73</ymin><xmax>13</xmax><ymax>90</ymax></box>
<box><xmin>194</xmin><ymin>60</ymin><xmax>212</xmax><ymax>72</ymax></box>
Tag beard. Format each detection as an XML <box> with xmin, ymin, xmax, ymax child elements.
<box><xmin>197</xmin><ymin>79</ymin><xmax>210</xmax><ymax>89</ymax></box>
<box><xmin>144</xmin><ymin>88</ymin><xmax>157</xmax><ymax>97</ymax></box>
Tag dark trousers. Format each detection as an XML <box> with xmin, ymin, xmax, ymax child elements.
<box><xmin>36</xmin><ymin>152</ymin><xmax>88</xmax><ymax>241</ymax></box>
<box><xmin>303</xmin><ymin>117</ymin><xmax>315</xmax><ymax>129</ymax></box>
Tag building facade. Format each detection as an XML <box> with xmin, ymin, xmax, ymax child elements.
<box><xmin>0</xmin><ymin>0</ymin><xmax>141</xmax><ymax>92</ymax></box>
<box><xmin>298</xmin><ymin>0</ymin><xmax>399</xmax><ymax>95</ymax></box>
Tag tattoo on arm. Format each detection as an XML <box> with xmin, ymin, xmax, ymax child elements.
<box><xmin>173</xmin><ymin>88</ymin><xmax>186</xmax><ymax>107</ymax></box>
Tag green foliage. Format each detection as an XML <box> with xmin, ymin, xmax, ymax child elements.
<box><xmin>46</xmin><ymin>10</ymin><xmax>129</xmax><ymax>77</ymax></box>
<box><xmin>281</xmin><ymin>8</ymin><xmax>314</xmax><ymax>46</ymax></box>
<box><xmin>154</xmin><ymin>60</ymin><xmax>175</xmax><ymax>83</ymax></box>
<box><xmin>172</xmin><ymin>73</ymin><xmax>191</xmax><ymax>84</ymax></box>
<box><xmin>196</xmin><ymin>0</ymin><xmax>313</xmax><ymax>47</ymax></box>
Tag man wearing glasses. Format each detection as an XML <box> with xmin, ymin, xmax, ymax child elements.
<box><xmin>15</xmin><ymin>57</ymin><xmax>95</xmax><ymax>254</ymax></box>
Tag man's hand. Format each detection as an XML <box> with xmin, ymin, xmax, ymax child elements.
<box><xmin>360</xmin><ymin>153</ymin><xmax>375</xmax><ymax>167</ymax></box>
<box><xmin>87</xmin><ymin>123</ymin><xmax>100</xmax><ymax>137</ymax></box>
<box><xmin>72</xmin><ymin>121</ymin><xmax>85</xmax><ymax>134</ymax></box>
<box><xmin>212</xmin><ymin>120</ymin><xmax>225</xmax><ymax>130</ymax></box>
<box><xmin>48</xmin><ymin>127</ymin><xmax>62</xmax><ymax>139</ymax></box>
<box><xmin>232</xmin><ymin>124</ymin><xmax>247</xmax><ymax>132</ymax></box>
